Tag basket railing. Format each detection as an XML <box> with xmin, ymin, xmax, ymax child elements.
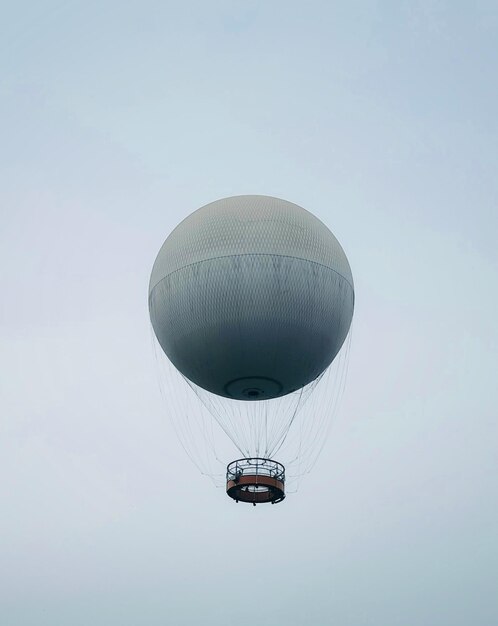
<box><xmin>226</xmin><ymin>458</ymin><xmax>285</xmax><ymax>483</ymax></box>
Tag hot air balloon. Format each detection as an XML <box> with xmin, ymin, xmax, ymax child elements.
<box><xmin>149</xmin><ymin>195</ymin><xmax>354</xmax><ymax>505</ymax></box>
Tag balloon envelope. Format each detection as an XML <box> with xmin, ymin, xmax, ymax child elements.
<box><xmin>149</xmin><ymin>195</ymin><xmax>354</xmax><ymax>400</ymax></box>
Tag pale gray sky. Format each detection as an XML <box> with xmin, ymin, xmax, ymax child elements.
<box><xmin>1</xmin><ymin>2</ymin><xmax>497</xmax><ymax>625</ymax></box>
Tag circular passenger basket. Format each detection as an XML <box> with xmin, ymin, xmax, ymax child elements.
<box><xmin>226</xmin><ymin>458</ymin><xmax>285</xmax><ymax>505</ymax></box>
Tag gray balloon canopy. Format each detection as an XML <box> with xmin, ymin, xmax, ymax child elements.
<box><xmin>149</xmin><ymin>195</ymin><xmax>354</xmax><ymax>401</ymax></box>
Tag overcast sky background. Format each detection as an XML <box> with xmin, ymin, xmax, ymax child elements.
<box><xmin>1</xmin><ymin>2</ymin><xmax>497</xmax><ymax>625</ymax></box>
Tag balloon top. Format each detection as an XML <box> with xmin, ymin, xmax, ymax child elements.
<box><xmin>149</xmin><ymin>195</ymin><xmax>353</xmax><ymax>293</ymax></box>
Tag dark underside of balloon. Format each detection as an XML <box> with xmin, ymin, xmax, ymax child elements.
<box><xmin>149</xmin><ymin>255</ymin><xmax>354</xmax><ymax>401</ymax></box>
